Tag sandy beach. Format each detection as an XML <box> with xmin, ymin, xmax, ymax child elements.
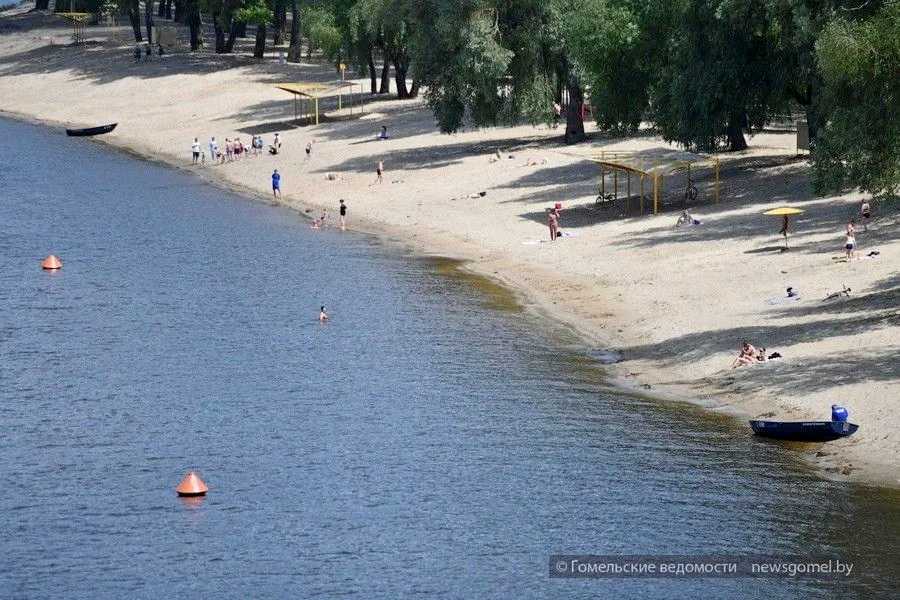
<box><xmin>2</xmin><ymin>10</ymin><xmax>897</xmax><ymax>486</ymax></box>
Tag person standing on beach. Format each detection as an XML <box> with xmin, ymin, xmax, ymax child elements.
<box><xmin>272</xmin><ymin>169</ymin><xmax>281</xmax><ymax>198</ymax></box>
<box><xmin>339</xmin><ymin>199</ymin><xmax>347</xmax><ymax>230</ymax></box>
<box><xmin>191</xmin><ymin>138</ymin><xmax>201</xmax><ymax>165</ymax></box>
<box><xmin>304</xmin><ymin>140</ymin><xmax>314</xmax><ymax>163</ymax></box>
<box><xmin>209</xmin><ymin>137</ymin><xmax>218</xmax><ymax>164</ymax></box>
<box><xmin>845</xmin><ymin>229</ymin><xmax>857</xmax><ymax>262</ymax></box>
<box><xmin>371</xmin><ymin>159</ymin><xmax>384</xmax><ymax>185</ymax></box>
<box><xmin>547</xmin><ymin>207</ymin><xmax>560</xmax><ymax>241</ymax></box>
<box><xmin>861</xmin><ymin>200</ymin><xmax>871</xmax><ymax>231</ymax></box>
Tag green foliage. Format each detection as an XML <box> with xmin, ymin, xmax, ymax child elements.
<box><xmin>302</xmin><ymin>5</ymin><xmax>343</xmax><ymax>58</ymax></box>
<box><xmin>235</xmin><ymin>0</ymin><xmax>270</xmax><ymax>26</ymax></box>
<box><xmin>813</xmin><ymin>1</ymin><xmax>900</xmax><ymax>196</ymax></box>
<box><xmin>412</xmin><ymin>0</ymin><xmax>577</xmax><ymax>132</ymax></box>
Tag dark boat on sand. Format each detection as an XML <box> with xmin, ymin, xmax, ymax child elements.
<box><xmin>749</xmin><ymin>420</ymin><xmax>859</xmax><ymax>442</ymax></box>
<box><xmin>66</xmin><ymin>123</ymin><xmax>117</xmax><ymax>137</ymax></box>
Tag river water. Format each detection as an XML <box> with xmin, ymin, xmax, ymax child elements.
<box><xmin>0</xmin><ymin>118</ymin><xmax>897</xmax><ymax>598</ymax></box>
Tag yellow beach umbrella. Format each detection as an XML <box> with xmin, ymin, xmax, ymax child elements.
<box><xmin>763</xmin><ymin>207</ymin><xmax>805</xmax><ymax>216</ymax></box>
<box><xmin>763</xmin><ymin>207</ymin><xmax>805</xmax><ymax>249</ymax></box>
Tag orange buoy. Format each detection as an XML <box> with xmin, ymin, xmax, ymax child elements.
<box><xmin>175</xmin><ymin>471</ymin><xmax>208</xmax><ymax>496</ymax></box>
<box><xmin>41</xmin><ymin>255</ymin><xmax>62</xmax><ymax>270</ymax></box>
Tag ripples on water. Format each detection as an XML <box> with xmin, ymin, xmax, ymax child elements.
<box><xmin>0</xmin><ymin>119</ymin><xmax>897</xmax><ymax>598</ymax></box>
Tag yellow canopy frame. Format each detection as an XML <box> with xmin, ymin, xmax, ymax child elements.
<box><xmin>572</xmin><ymin>148</ymin><xmax>722</xmax><ymax>215</ymax></box>
<box><xmin>274</xmin><ymin>81</ymin><xmax>364</xmax><ymax>125</ymax></box>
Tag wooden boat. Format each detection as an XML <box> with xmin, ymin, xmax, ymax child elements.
<box><xmin>65</xmin><ymin>123</ymin><xmax>117</xmax><ymax>137</ymax></box>
<box><xmin>749</xmin><ymin>420</ymin><xmax>859</xmax><ymax>442</ymax></box>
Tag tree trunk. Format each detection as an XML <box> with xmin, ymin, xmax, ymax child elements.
<box><xmin>379</xmin><ymin>58</ymin><xmax>390</xmax><ymax>94</ymax></box>
<box><xmin>157</xmin><ymin>0</ymin><xmax>165</xmax><ymax>18</ymax></box>
<box><xmin>165</xmin><ymin>0</ymin><xmax>172</xmax><ymax>20</ymax></box>
<box><xmin>145</xmin><ymin>0</ymin><xmax>155</xmax><ymax>44</ymax></box>
<box><xmin>233</xmin><ymin>21</ymin><xmax>246</xmax><ymax>38</ymax></box>
<box><xmin>187</xmin><ymin>3</ymin><xmax>202</xmax><ymax>50</ymax></box>
<box><xmin>393</xmin><ymin>58</ymin><xmax>408</xmax><ymax>99</ymax></box>
<box><xmin>726</xmin><ymin>115</ymin><xmax>748</xmax><ymax>151</ymax></box>
<box><xmin>34</xmin><ymin>0</ymin><xmax>50</xmax><ymax>9</ymax></box>
<box><xmin>564</xmin><ymin>82</ymin><xmax>585</xmax><ymax>144</ymax></box>
<box><xmin>273</xmin><ymin>0</ymin><xmax>286</xmax><ymax>46</ymax></box>
<box><xmin>367</xmin><ymin>50</ymin><xmax>377</xmax><ymax>94</ymax></box>
<box><xmin>128</xmin><ymin>0</ymin><xmax>142</xmax><ymax>42</ymax></box>
<box><xmin>253</xmin><ymin>24</ymin><xmax>266</xmax><ymax>58</ymax></box>
<box><xmin>213</xmin><ymin>14</ymin><xmax>226</xmax><ymax>53</ymax></box>
<box><xmin>409</xmin><ymin>79</ymin><xmax>420</xmax><ymax>99</ymax></box>
<box><xmin>173</xmin><ymin>0</ymin><xmax>184</xmax><ymax>23</ymax></box>
<box><xmin>287</xmin><ymin>0</ymin><xmax>302</xmax><ymax>62</ymax></box>
<box><xmin>224</xmin><ymin>19</ymin><xmax>239</xmax><ymax>52</ymax></box>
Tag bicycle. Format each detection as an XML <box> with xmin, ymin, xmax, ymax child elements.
<box><xmin>596</xmin><ymin>188</ymin><xmax>616</xmax><ymax>208</ymax></box>
<box><xmin>684</xmin><ymin>179</ymin><xmax>698</xmax><ymax>203</ymax></box>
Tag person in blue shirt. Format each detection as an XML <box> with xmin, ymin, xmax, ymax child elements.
<box><xmin>272</xmin><ymin>169</ymin><xmax>281</xmax><ymax>197</ymax></box>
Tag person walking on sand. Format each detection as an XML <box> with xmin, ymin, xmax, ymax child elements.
<box><xmin>861</xmin><ymin>200</ymin><xmax>871</xmax><ymax>231</ymax></box>
<box><xmin>547</xmin><ymin>207</ymin><xmax>560</xmax><ymax>241</ymax></box>
<box><xmin>339</xmin><ymin>199</ymin><xmax>347</xmax><ymax>230</ymax></box>
<box><xmin>370</xmin><ymin>159</ymin><xmax>384</xmax><ymax>185</ymax></box>
<box><xmin>191</xmin><ymin>137</ymin><xmax>201</xmax><ymax>165</ymax></box>
<box><xmin>304</xmin><ymin>139</ymin><xmax>314</xmax><ymax>163</ymax></box>
<box><xmin>319</xmin><ymin>306</ymin><xmax>328</xmax><ymax>322</ymax></box>
<box><xmin>271</xmin><ymin>169</ymin><xmax>281</xmax><ymax>198</ymax></box>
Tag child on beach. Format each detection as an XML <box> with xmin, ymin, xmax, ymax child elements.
<box><xmin>370</xmin><ymin>159</ymin><xmax>384</xmax><ymax>185</ymax></box>
<box><xmin>339</xmin><ymin>199</ymin><xmax>347</xmax><ymax>230</ymax></box>
<box><xmin>304</xmin><ymin>140</ymin><xmax>314</xmax><ymax>163</ymax></box>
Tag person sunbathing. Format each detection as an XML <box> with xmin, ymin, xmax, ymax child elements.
<box><xmin>731</xmin><ymin>341</ymin><xmax>758</xmax><ymax>368</ymax></box>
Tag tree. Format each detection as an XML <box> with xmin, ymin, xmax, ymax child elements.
<box><xmin>302</xmin><ymin>4</ymin><xmax>342</xmax><ymax>60</ymax></box>
<box><xmin>411</xmin><ymin>0</ymin><xmax>585</xmax><ymax>140</ymax></box>
<box><xmin>287</xmin><ymin>0</ymin><xmax>302</xmax><ymax>62</ymax></box>
<box><xmin>813</xmin><ymin>0</ymin><xmax>899</xmax><ymax>197</ymax></box>
<box><xmin>145</xmin><ymin>0</ymin><xmax>155</xmax><ymax>43</ymax></box>
<box><xmin>273</xmin><ymin>0</ymin><xmax>287</xmax><ymax>45</ymax></box>
<box><xmin>236</xmin><ymin>0</ymin><xmax>271</xmax><ymax>58</ymax></box>
<box><xmin>185</xmin><ymin>0</ymin><xmax>203</xmax><ymax>49</ymax></box>
<box><xmin>127</xmin><ymin>0</ymin><xmax>142</xmax><ymax>41</ymax></box>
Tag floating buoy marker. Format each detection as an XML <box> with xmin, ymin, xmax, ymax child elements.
<box><xmin>41</xmin><ymin>255</ymin><xmax>62</xmax><ymax>270</ymax></box>
<box><xmin>175</xmin><ymin>471</ymin><xmax>208</xmax><ymax>496</ymax></box>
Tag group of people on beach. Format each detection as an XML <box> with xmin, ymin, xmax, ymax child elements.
<box><xmin>192</xmin><ymin>133</ymin><xmax>282</xmax><ymax>165</ymax></box>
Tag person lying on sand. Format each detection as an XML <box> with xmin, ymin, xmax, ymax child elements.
<box><xmin>489</xmin><ymin>149</ymin><xmax>502</xmax><ymax>164</ymax></box>
<box><xmin>731</xmin><ymin>340</ymin><xmax>759</xmax><ymax>368</ymax></box>
<box><xmin>518</xmin><ymin>157</ymin><xmax>547</xmax><ymax>167</ymax></box>
<box><xmin>325</xmin><ymin>172</ymin><xmax>343</xmax><ymax>181</ymax></box>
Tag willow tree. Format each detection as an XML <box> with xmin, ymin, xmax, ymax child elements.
<box><xmin>813</xmin><ymin>0</ymin><xmax>899</xmax><ymax>197</ymax></box>
<box><xmin>412</xmin><ymin>0</ymin><xmax>585</xmax><ymax>142</ymax></box>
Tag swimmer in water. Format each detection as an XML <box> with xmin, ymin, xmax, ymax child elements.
<box><xmin>319</xmin><ymin>306</ymin><xmax>328</xmax><ymax>322</ymax></box>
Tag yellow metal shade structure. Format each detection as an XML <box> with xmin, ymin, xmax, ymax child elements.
<box><xmin>274</xmin><ymin>82</ymin><xmax>364</xmax><ymax>125</ymax></box>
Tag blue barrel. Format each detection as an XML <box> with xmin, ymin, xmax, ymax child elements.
<box><xmin>831</xmin><ymin>405</ymin><xmax>849</xmax><ymax>422</ymax></box>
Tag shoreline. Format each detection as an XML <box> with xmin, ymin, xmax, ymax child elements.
<box><xmin>1</xmin><ymin>13</ymin><xmax>896</xmax><ymax>488</ymax></box>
